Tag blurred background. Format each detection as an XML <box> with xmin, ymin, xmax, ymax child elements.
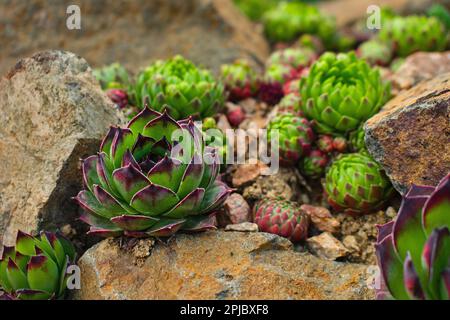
<box><xmin>0</xmin><ymin>0</ymin><xmax>448</xmax><ymax>75</ymax></box>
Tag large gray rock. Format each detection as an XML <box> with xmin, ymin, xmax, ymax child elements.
<box><xmin>0</xmin><ymin>0</ymin><xmax>269</xmax><ymax>75</ymax></box>
<box><xmin>73</xmin><ymin>231</ymin><xmax>375</xmax><ymax>300</ymax></box>
<box><xmin>365</xmin><ymin>73</ymin><xmax>450</xmax><ymax>194</ymax></box>
<box><xmin>0</xmin><ymin>50</ymin><xmax>124</xmax><ymax>246</ymax></box>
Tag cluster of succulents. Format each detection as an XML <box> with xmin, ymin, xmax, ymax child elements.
<box><xmin>253</xmin><ymin>198</ymin><xmax>310</xmax><ymax>243</ymax></box>
<box><xmin>134</xmin><ymin>55</ymin><xmax>225</xmax><ymax>119</ymax></box>
<box><xmin>300</xmin><ymin>52</ymin><xmax>390</xmax><ymax>134</ymax></box>
<box><xmin>220</xmin><ymin>59</ymin><xmax>259</xmax><ymax>102</ymax></box>
<box><xmin>75</xmin><ymin>105</ymin><xmax>232</xmax><ymax>237</ymax></box>
<box><xmin>378</xmin><ymin>16</ymin><xmax>447</xmax><ymax>57</ymax></box>
<box><xmin>259</xmin><ymin>62</ymin><xmax>294</xmax><ymax>105</ymax></box>
<box><xmin>0</xmin><ymin>231</ymin><xmax>76</xmax><ymax>300</ymax></box>
<box><xmin>262</xmin><ymin>2</ymin><xmax>336</xmax><ymax>44</ymax></box>
<box><xmin>94</xmin><ymin>63</ymin><xmax>131</xmax><ymax>110</ymax></box>
<box><xmin>376</xmin><ymin>173</ymin><xmax>450</xmax><ymax>300</ymax></box>
<box><xmin>324</xmin><ymin>153</ymin><xmax>394</xmax><ymax>215</ymax></box>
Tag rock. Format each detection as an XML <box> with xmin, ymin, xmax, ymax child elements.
<box><xmin>337</xmin><ymin>210</ymin><xmax>393</xmax><ymax>264</ymax></box>
<box><xmin>0</xmin><ymin>0</ymin><xmax>269</xmax><ymax>75</ymax></box>
<box><xmin>319</xmin><ymin>0</ymin><xmax>448</xmax><ymax>27</ymax></box>
<box><xmin>307</xmin><ymin>233</ymin><xmax>350</xmax><ymax>261</ymax></box>
<box><xmin>73</xmin><ymin>231</ymin><xmax>375</xmax><ymax>300</ymax></box>
<box><xmin>242</xmin><ymin>167</ymin><xmax>309</xmax><ymax>204</ymax></box>
<box><xmin>365</xmin><ymin>73</ymin><xmax>450</xmax><ymax>194</ymax></box>
<box><xmin>231</xmin><ymin>161</ymin><xmax>269</xmax><ymax>187</ymax></box>
<box><xmin>225</xmin><ymin>222</ymin><xmax>258</xmax><ymax>232</ymax></box>
<box><xmin>0</xmin><ymin>50</ymin><xmax>124</xmax><ymax>247</ymax></box>
<box><xmin>216</xmin><ymin>193</ymin><xmax>252</xmax><ymax>227</ymax></box>
<box><xmin>300</xmin><ymin>204</ymin><xmax>340</xmax><ymax>234</ymax></box>
<box><xmin>389</xmin><ymin>52</ymin><xmax>450</xmax><ymax>95</ymax></box>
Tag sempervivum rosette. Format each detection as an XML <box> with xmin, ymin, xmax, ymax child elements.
<box><xmin>379</xmin><ymin>16</ymin><xmax>447</xmax><ymax>57</ymax></box>
<box><xmin>75</xmin><ymin>106</ymin><xmax>232</xmax><ymax>238</ymax></box>
<box><xmin>253</xmin><ymin>199</ymin><xmax>309</xmax><ymax>243</ymax></box>
<box><xmin>259</xmin><ymin>63</ymin><xmax>294</xmax><ymax>105</ymax></box>
<box><xmin>134</xmin><ymin>55</ymin><xmax>225</xmax><ymax>119</ymax></box>
<box><xmin>93</xmin><ymin>63</ymin><xmax>131</xmax><ymax>110</ymax></box>
<box><xmin>267</xmin><ymin>48</ymin><xmax>316</xmax><ymax>72</ymax></box>
<box><xmin>376</xmin><ymin>173</ymin><xmax>450</xmax><ymax>300</ymax></box>
<box><xmin>267</xmin><ymin>113</ymin><xmax>314</xmax><ymax>165</ymax></box>
<box><xmin>300</xmin><ymin>149</ymin><xmax>329</xmax><ymax>179</ymax></box>
<box><xmin>300</xmin><ymin>52</ymin><xmax>390</xmax><ymax>134</ymax></box>
<box><xmin>324</xmin><ymin>153</ymin><xmax>394</xmax><ymax>215</ymax></box>
<box><xmin>357</xmin><ymin>40</ymin><xmax>393</xmax><ymax>67</ymax></box>
<box><xmin>0</xmin><ymin>231</ymin><xmax>76</xmax><ymax>300</ymax></box>
<box><xmin>220</xmin><ymin>59</ymin><xmax>259</xmax><ymax>102</ymax></box>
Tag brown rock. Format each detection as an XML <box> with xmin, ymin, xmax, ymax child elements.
<box><xmin>365</xmin><ymin>72</ymin><xmax>450</xmax><ymax>194</ymax></box>
<box><xmin>225</xmin><ymin>222</ymin><xmax>258</xmax><ymax>232</ymax></box>
<box><xmin>307</xmin><ymin>233</ymin><xmax>350</xmax><ymax>261</ymax></box>
<box><xmin>0</xmin><ymin>0</ymin><xmax>269</xmax><ymax>75</ymax></box>
<box><xmin>300</xmin><ymin>204</ymin><xmax>340</xmax><ymax>234</ymax></box>
<box><xmin>216</xmin><ymin>193</ymin><xmax>252</xmax><ymax>227</ymax></box>
<box><xmin>389</xmin><ymin>52</ymin><xmax>450</xmax><ymax>94</ymax></box>
<box><xmin>73</xmin><ymin>231</ymin><xmax>375</xmax><ymax>300</ymax></box>
<box><xmin>231</xmin><ymin>161</ymin><xmax>269</xmax><ymax>187</ymax></box>
<box><xmin>0</xmin><ymin>50</ymin><xmax>124</xmax><ymax>247</ymax></box>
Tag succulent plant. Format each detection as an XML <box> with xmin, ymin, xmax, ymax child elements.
<box><xmin>357</xmin><ymin>40</ymin><xmax>393</xmax><ymax>66</ymax></box>
<box><xmin>254</xmin><ymin>198</ymin><xmax>309</xmax><ymax>243</ymax></box>
<box><xmin>267</xmin><ymin>113</ymin><xmax>314</xmax><ymax>165</ymax></box>
<box><xmin>283</xmin><ymin>78</ymin><xmax>301</xmax><ymax>96</ymax></box>
<box><xmin>324</xmin><ymin>153</ymin><xmax>394</xmax><ymax>215</ymax></box>
<box><xmin>134</xmin><ymin>55</ymin><xmax>225</xmax><ymax>119</ymax></box>
<box><xmin>379</xmin><ymin>16</ymin><xmax>447</xmax><ymax>57</ymax></box>
<box><xmin>300</xmin><ymin>149</ymin><xmax>329</xmax><ymax>178</ymax></box>
<box><xmin>317</xmin><ymin>135</ymin><xmax>334</xmax><ymax>154</ymax></box>
<box><xmin>202</xmin><ymin>117</ymin><xmax>228</xmax><ymax>167</ymax></box>
<box><xmin>349</xmin><ymin>126</ymin><xmax>367</xmax><ymax>153</ymax></box>
<box><xmin>262</xmin><ymin>2</ymin><xmax>336</xmax><ymax>44</ymax></box>
<box><xmin>298</xmin><ymin>34</ymin><xmax>325</xmax><ymax>54</ymax></box>
<box><xmin>277</xmin><ymin>93</ymin><xmax>302</xmax><ymax>115</ymax></box>
<box><xmin>259</xmin><ymin>63</ymin><xmax>294</xmax><ymax>105</ymax></box>
<box><xmin>0</xmin><ymin>231</ymin><xmax>76</xmax><ymax>300</ymax></box>
<box><xmin>375</xmin><ymin>173</ymin><xmax>450</xmax><ymax>300</ymax></box>
<box><xmin>107</xmin><ymin>89</ymin><xmax>129</xmax><ymax>110</ymax></box>
<box><xmin>75</xmin><ymin>105</ymin><xmax>232</xmax><ymax>238</ymax></box>
<box><xmin>226</xmin><ymin>104</ymin><xmax>246</xmax><ymax>127</ymax></box>
<box><xmin>427</xmin><ymin>4</ymin><xmax>450</xmax><ymax>30</ymax></box>
<box><xmin>233</xmin><ymin>0</ymin><xmax>277</xmax><ymax>21</ymax></box>
<box><xmin>300</xmin><ymin>52</ymin><xmax>390</xmax><ymax>134</ymax></box>
<box><xmin>93</xmin><ymin>63</ymin><xmax>130</xmax><ymax>91</ymax></box>
<box><xmin>220</xmin><ymin>60</ymin><xmax>259</xmax><ymax>102</ymax></box>
<box><xmin>267</xmin><ymin>47</ymin><xmax>316</xmax><ymax>71</ymax></box>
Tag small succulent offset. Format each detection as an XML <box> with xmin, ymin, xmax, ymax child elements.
<box><xmin>254</xmin><ymin>198</ymin><xmax>310</xmax><ymax>243</ymax></box>
<box><xmin>259</xmin><ymin>63</ymin><xmax>294</xmax><ymax>105</ymax></box>
<box><xmin>220</xmin><ymin>59</ymin><xmax>259</xmax><ymax>102</ymax></box>
<box><xmin>357</xmin><ymin>40</ymin><xmax>393</xmax><ymax>67</ymax></box>
<box><xmin>0</xmin><ymin>231</ymin><xmax>76</xmax><ymax>300</ymax></box>
<box><xmin>263</xmin><ymin>2</ymin><xmax>336</xmax><ymax>44</ymax></box>
<box><xmin>93</xmin><ymin>63</ymin><xmax>131</xmax><ymax>91</ymax></box>
<box><xmin>277</xmin><ymin>93</ymin><xmax>302</xmax><ymax>115</ymax></box>
<box><xmin>267</xmin><ymin>113</ymin><xmax>314</xmax><ymax>165</ymax></box>
<box><xmin>379</xmin><ymin>16</ymin><xmax>447</xmax><ymax>57</ymax></box>
<box><xmin>300</xmin><ymin>52</ymin><xmax>390</xmax><ymax>134</ymax></box>
<box><xmin>349</xmin><ymin>125</ymin><xmax>367</xmax><ymax>153</ymax></box>
<box><xmin>75</xmin><ymin>105</ymin><xmax>232</xmax><ymax>238</ymax></box>
<box><xmin>324</xmin><ymin>153</ymin><xmax>394</xmax><ymax>215</ymax></box>
<box><xmin>267</xmin><ymin>47</ymin><xmax>316</xmax><ymax>71</ymax></box>
<box><xmin>300</xmin><ymin>149</ymin><xmax>329</xmax><ymax>179</ymax></box>
<box><xmin>376</xmin><ymin>173</ymin><xmax>450</xmax><ymax>300</ymax></box>
<box><xmin>134</xmin><ymin>55</ymin><xmax>225</xmax><ymax>119</ymax></box>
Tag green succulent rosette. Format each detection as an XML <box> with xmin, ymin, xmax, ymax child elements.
<box><xmin>357</xmin><ymin>40</ymin><xmax>393</xmax><ymax>66</ymax></box>
<box><xmin>300</xmin><ymin>52</ymin><xmax>391</xmax><ymax>134</ymax></box>
<box><xmin>93</xmin><ymin>63</ymin><xmax>130</xmax><ymax>90</ymax></box>
<box><xmin>0</xmin><ymin>231</ymin><xmax>76</xmax><ymax>300</ymax></box>
<box><xmin>300</xmin><ymin>149</ymin><xmax>329</xmax><ymax>179</ymax></box>
<box><xmin>349</xmin><ymin>125</ymin><xmax>367</xmax><ymax>153</ymax></box>
<box><xmin>262</xmin><ymin>2</ymin><xmax>336</xmax><ymax>44</ymax></box>
<box><xmin>267</xmin><ymin>113</ymin><xmax>314</xmax><ymax>165</ymax></box>
<box><xmin>75</xmin><ymin>106</ymin><xmax>232</xmax><ymax>238</ymax></box>
<box><xmin>267</xmin><ymin>47</ymin><xmax>316</xmax><ymax>70</ymax></box>
<box><xmin>134</xmin><ymin>55</ymin><xmax>225</xmax><ymax>119</ymax></box>
<box><xmin>324</xmin><ymin>153</ymin><xmax>394</xmax><ymax>215</ymax></box>
<box><xmin>220</xmin><ymin>59</ymin><xmax>258</xmax><ymax>102</ymax></box>
<box><xmin>379</xmin><ymin>16</ymin><xmax>447</xmax><ymax>57</ymax></box>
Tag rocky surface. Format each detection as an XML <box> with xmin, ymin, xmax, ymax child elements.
<box><xmin>216</xmin><ymin>193</ymin><xmax>252</xmax><ymax>227</ymax></box>
<box><xmin>0</xmin><ymin>0</ymin><xmax>269</xmax><ymax>76</ymax></box>
<box><xmin>300</xmin><ymin>205</ymin><xmax>340</xmax><ymax>234</ymax></box>
<box><xmin>73</xmin><ymin>231</ymin><xmax>375</xmax><ymax>300</ymax></box>
<box><xmin>225</xmin><ymin>222</ymin><xmax>258</xmax><ymax>232</ymax></box>
<box><xmin>306</xmin><ymin>232</ymin><xmax>350</xmax><ymax>261</ymax></box>
<box><xmin>389</xmin><ymin>52</ymin><xmax>450</xmax><ymax>95</ymax></box>
<box><xmin>0</xmin><ymin>50</ymin><xmax>124</xmax><ymax>247</ymax></box>
<box><xmin>365</xmin><ymin>73</ymin><xmax>450</xmax><ymax>194</ymax></box>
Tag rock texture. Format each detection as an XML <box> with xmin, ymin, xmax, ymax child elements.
<box><xmin>365</xmin><ymin>73</ymin><xmax>450</xmax><ymax>194</ymax></box>
<box><xmin>307</xmin><ymin>233</ymin><xmax>349</xmax><ymax>261</ymax></box>
<box><xmin>0</xmin><ymin>0</ymin><xmax>269</xmax><ymax>75</ymax></box>
<box><xmin>0</xmin><ymin>50</ymin><xmax>123</xmax><ymax>247</ymax></box>
<box><xmin>216</xmin><ymin>193</ymin><xmax>252</xmax><ymax>227</ymax></box>
<box><xmin>73</xmin><ymin>231</ymin><xmax>375</xmax><ymax>300</ymax></box>
<box><xmin>389</xmin><ymin>52</ymin><xmax>450</xmax><ymax>94</ymax></box>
